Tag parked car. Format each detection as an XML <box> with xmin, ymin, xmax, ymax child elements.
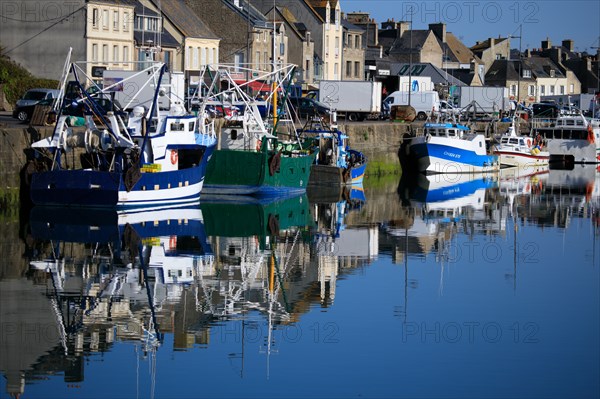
<box><xmin>440</xmin><ymin>100</ymin><xmax>461</xmax><ymax>117</ymax></box>
<box><xmin>288</xmin><ymin>96</ymin><xmax>331</xmax><ymax>119</ymax></box>
<box><xmin>12</xmin><ymin>88</ymin><xmax>60</xmax><ymax>121</ymax></box>
<box><xmin>62</xmin><ymin>97</ymin><xmax>125</xmax><ymax>119</ymax></box>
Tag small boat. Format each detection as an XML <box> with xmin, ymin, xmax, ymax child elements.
<box><xmin>407</xmin><ymin>122</ymin><xmax>499</xmax><ymax>174</ymax></box>
<box><xmin>493</xmin><ymin>121</ymin><xmax>550</xmax><ymax>167</ymax></box>
<box><xmin>26</xmin><ymin>62</ymin><xmax>217</xmax><ymax>208</ymax></box>
<box><xmin>299</xmin><ymin>116</ymin><xmax>367</xmax><ymax>186</ymax></box>
<box><xmin>532</xmin><ymin>112</ymin><xmax>600</xmax><ymax>164</ymax></box>
<box><xmin>201</xmin><ymin>64</ymin><xmax>316</xmax><ymax>197</ymax></box>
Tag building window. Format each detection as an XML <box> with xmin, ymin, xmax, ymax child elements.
<box><xmin>346</xmin><ymin>61</ymin><xmax>352</xmax><ymax>77</ymax></box>
<box><xmin>528</xmin><ymin>85</ymin><xmax>535</xmax><ymax>96</ymax></box>
<box><xmin>194</xmin><ymin>47</ymin><xmax>199</xmax><ymax>68</ymax></box>
<box><xmin>113</xmin><ymin>45</ymin><xmax>119</xmax><ymax>63</ymax></box>
<box><xmin>335</xmin><ymin>9</ymin><xmax>340</xmax><ymax>26</ymax></box>
<box><xmin>123</xmin><ymin>12</ymin><xmax>129</xmax><ymax>31</ymax></box>
<box><xmin>102</xmin><ymin>10</ymin><xmax>109</xmax><ymax>29</ymax></box>
<box><xmin>334</xmin><ymin>63</ymin><xmax>338</xmax><ymax>79</ymax></box>
<box><xmin>495</xmin><ymin>53</ymin><xmax>502</xmax><ymax>60</ymax></box>
<box><xmin>305</xmin><ymin>60</ymin><xmax>310</xmax><ymax>79</ymax></box>
<box><xmin>146</xmin><ymin>17</ymin><xmax>158</xmax><ymax>32</ymax></box>
<box><xmin>550</xmin><ymin>85</ymin><xmax>555</xmax><ymax>94</ymax></box>
<box><xmin>92</xmin><ymin>44</ymin><xmax>98</xmax><ymax>62</ymax></box>
<box><xmin>560</xmin><ymin>85</ymin><xmax>565</xmax><ymax>94</ymax></box>
<box><xmin>113</xmin><ymin>11</ymin><xmax>119</xmax><ymax>30</ymax></box>
<box><xmin>510</xmin><ymin>85</ymin><xmax>516</xmax><ymax>96</ymax></box>
<box><xmin>522</xmin><ymin>69</ymin><xmax>531</xmax><ymax>78</ymax></box>
<box><xmin>123</xmin><ymin>46</ymin><xmax>129</xmax><ymax>63</ymax></box>
<box><xmin>264</xmin><ymin>51</ymin><xmax>268</xmax><ymax>67</ymax></box>
<box><xmin>201</xmin><ymin>47</ymin><xmax>206</xmax><ymax>67</ymax></box>
<box><xmin>569</xmin><ymin>84</ymin><xmax>574</xmax><ymax>93</ymax></box>
<box><xmin>540</xmin><ymin>85</ymin><xmax>545</xmax><ymax>95</ymax></box>
<box><xmin>135</xmin><ymin>16</ymin><xmax>143</xmax><ymax>30</ymax></box>
<box><xmin>102</xmin><ymin>44</ymin><xmax>108</xmax><ymax>62</ymax></box>
<box><xmin>335</xmin><ymin>36</ymin><xmax>339</xmax><ymax>57</ymax></box>
<box><xmin>325</xmin><ymin>35</ymin><xmax>329</xmax><ymax>54</ymax></box>
<box><xmin>213</xmin><ymin>48</ymin><xmax>218</xmax><ymax>65</ymax></box>
<box><xmin>354</xmin><ymin>61</ymin><xmax>360</xmax><ymax>78</ymax></box>
<box><xmin>207</xmin><ymin>47</ymin><xmax>213</xmax><ymax>65</ymax></box>
<box><xmin>92</xmin><ymin>8</ymin><xmax>98</xmax><ymax>28</ymax></box>
<box><xmin>186</xmin><ymin>47</ymin><xmax>192</xmax><ymax>69</ymax></box>
<box><xmin>256</xmin><ymin>51</ymin><xmax>260</xmax><ymax>67</ymax></box>
<box><xmin>234</xmin><ymin>53</ymin><xmax>244</xmax><ymax>72</ymax></box>
<box><xmin>549</xmin><ymin>69</ymin><xmax>555</xmax><ymax>78</ymax></box>
<box><xmin>164</xmin><ymin>50</ymin><xmax>171</xmax><ymax>70</ymax></box>
<box><xmin>355</xmin><ymin>35</ymin><xmax>360</xmax><ymax>48</ymax></box>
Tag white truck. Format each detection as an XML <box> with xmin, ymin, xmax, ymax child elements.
<box><xmin>102</xmin><ymin>70</ymin><xmax>185</xmax><ymax>112</ymax></box>
<box><xmin>382</xmin><ymin>90</ymin><xmax>440</xmax><ymax>120</ymax></box>
<box><xmin>451</xmin><ymin>86</ymin><xmax>510</xmax><ymax>116</ymax></box>
<box><xmin>318</xmin><ymin>80</ymin><xmax>382</xmax><ymax>121</ymax></box>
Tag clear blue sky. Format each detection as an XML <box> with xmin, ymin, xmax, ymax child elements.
<box><xmin>343</xmin><ymin>0</ymin><xmax>600</xmax><ymax>53</ymax></box>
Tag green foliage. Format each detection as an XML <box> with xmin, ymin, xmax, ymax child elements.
<box><xmin>0</xmin><ymin>46</ymin><xmax>58</xmax><ymax>105</ymax></box>
<box><xmin>0</xmin><ymin>188</ymin><xmax>20</xmax><ymax>222</ymax></box>
<box><xmin>366</xmin><ymin>159</ymin><xmax>400</xmax><ymax>176</ymax></box>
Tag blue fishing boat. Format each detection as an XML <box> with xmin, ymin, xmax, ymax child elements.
<box><xmin>300</xmin><ymin>117</ymin><xmax>367</xmax><ymax>185</ymax></box>
<box><xmin>26</xmin><ymin>62</ymin><xmax>217</xmax><ymax>208</ymax></box>
<box><xmin>406</xmin><ymin>122</ymin><xmax>499</xmax><ymax>174</ymax></box>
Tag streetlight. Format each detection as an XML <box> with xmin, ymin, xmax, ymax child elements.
<box><xmin>509</xmin><ymin>25</ymin><xmax>523</xmax><ymax>106</ymax></box>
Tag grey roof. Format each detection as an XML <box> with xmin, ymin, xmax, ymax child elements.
<box><xmin>222</xmin><ymin>0</ymin><xmax>270</xmax><ymax>28</ymax></box>
<box><xmin>135</xmin><ymin>3</ymin><xmax>160</xmax><ymax>17</ymax></box>
<box><xmin>524</xmin><ymin>56</ymin><xmax>566</xmax><ymax>78</ymax></box>
<box><xmin>134</xmin><ymin>30</ymin><xmax>179</xmax><ymax>48</ymax></box>
<box><xmin>342</xmin><ymin>19</ymin><xmax>364</xmax><ymax>32</ymax></box>
<box><xmin>152</xmin><ymin>0</ymin><xmax>219</xmax><ymax>39</ymax></box>
<box><xmin>485</xmin><ymin>59</ymin><xmax>536</xmax><ymax>84</ymax></box>
<box><xmin>388</xmin><ymin>30</ymin><xmax>432</xmax><ymax>55</ymax></box>
<box><xmin>390</xmin><ymin>62</ymin><xmax>467</xmax><ymax>86</ymax></box>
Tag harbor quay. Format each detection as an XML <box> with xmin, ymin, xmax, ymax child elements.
<box><xmin>0</xmin><ymin>119</ymin><xmax>519</xmax><ymax>205</ymax></box>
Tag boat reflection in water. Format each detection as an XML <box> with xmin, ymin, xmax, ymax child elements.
<box><xmin>9</xmin><ymin>190</ymin><xmax>378</xmax><ymax>397</ymax></box>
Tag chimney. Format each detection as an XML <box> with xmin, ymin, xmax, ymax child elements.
<box><xmin>398</xmin><ymin>21</ymin><xmax>410</xmax><ymax>39</ymax></box>
<box><xmin>429</xmin><ymin>22</ymin><xmax>446</xmax><ymax>43</ymax></box>
<box><xmin>562</xmin><ymin>39</ymin><xmax>574</xmax><ymax>52</ymax></box>
<box><xmin>541</xmin><ymin>37</ymin><xmax>551</xmax><ymax>50</ymax></box>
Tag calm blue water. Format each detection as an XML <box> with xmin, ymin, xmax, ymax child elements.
<box><xmin>1</xmin><ymin>166</ymin><xmax>599</xmax><ymax>398</ymax></box>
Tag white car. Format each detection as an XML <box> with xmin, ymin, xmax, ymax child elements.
<box><xmin>440</xmin><ymin>100</ymin><xmax>461</xmax><ymax>116</ymax></box>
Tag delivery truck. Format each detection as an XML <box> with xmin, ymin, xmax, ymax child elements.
<box><xmin>318</xmin><ymin>80</ymin><xmax>382</xmax><ymax>121</ymax></box>
<box><xmin>451</xmin><ymin>86</ymin><xmax>510</xmax><ymax>116</ymax></box>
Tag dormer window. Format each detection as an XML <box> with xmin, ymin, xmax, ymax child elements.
<box><xmin>522</xmin><ymin>69</ymin><xmax>531</xmax><ymax>78</ymax></box>
<box><xmin>549</xmin><ymin>69</ymin><xmax>555</xmax><ymax>77</ymax></box>
<box><xmin>335</xmin><ymin>9</ymin><xmax>340</xmax><ymax>26</ymax></box>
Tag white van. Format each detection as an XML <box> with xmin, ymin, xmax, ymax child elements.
<box><xmin>382</xmin><ymin>90</ymin><xmax>440</xmax><ymax>120</ymax></box>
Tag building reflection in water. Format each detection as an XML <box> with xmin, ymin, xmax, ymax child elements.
<box><xmin>1</xmin><ymin>165</ymin><xmax>598</xmax><ymax>396</ymax></box>
<box><xmin>1</xmin><ymin>185</ymin><xmax>381</xmax><ymax>396</ymax></box>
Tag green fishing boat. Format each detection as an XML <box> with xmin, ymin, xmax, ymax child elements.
<box><xmin>199</xmin><ymin>65</ymin><xmax>316</xmax><ymax>197</ymax></box>
<box><xmin>200</xmin><ymin>193</ymin><xmax>313</xmax><ymax>248</ymax></box>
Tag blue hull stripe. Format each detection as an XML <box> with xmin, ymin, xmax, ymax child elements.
<box><xmin>411</xmin><ymin>143</ymin><xmax>497</xmax><ymax>168</ymax></box>
<box><xmin>412</xmin><ymin>178</ymin><xmax>498</xmax><ymax>202</ymax></box>
<box><xmin>31</xmin><ymin>167</ymin><xmax>205</xmax><ymax>208</ymax></box>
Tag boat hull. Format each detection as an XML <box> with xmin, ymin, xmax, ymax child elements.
<box><xmin>30</xmin><ymin>166</ymin><xmax>206</xmax><ymax>208</ymax></box>
<box><xmin>546</xmin><ymin>139</ymin><xmax>600</xmax><ymax>164</ymax></box>
<box><xmin>410</xmin><ymin>140</ymin><xmax>498</xmax><ymax>174</ymax></box>
<box><xmin>495</xmin><ymin>150</ymin><xmax>550</xmax><ymax>167</ymax></box>
<box><xmin>203</xmin><ymin>149</ymin><xmax>316</xmax><ymax>197</ymax></box>
<box><xmin>309</xmin><ymin>162</ymin><xmax>366</xmax><ymax>186</ymax></box>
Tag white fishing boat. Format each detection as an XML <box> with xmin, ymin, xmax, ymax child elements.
<box><xmin>26</xmin><ymin>61</ymin><xmax>217</xmax><ymax>208</ymax></box>
<box><xmin>532</xmin><ymin>113</ymin><xmax>600</xmax><ymax>164</ymax></box>
<box><xmin>494</xmin><ymin>122</ymin><xmax>550</xmax><ymax>167</ymax></box>
<box><xmin>407</xmin><ymin>122</ymin><xmax>499</xmax><ymax>174</ymax></box>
